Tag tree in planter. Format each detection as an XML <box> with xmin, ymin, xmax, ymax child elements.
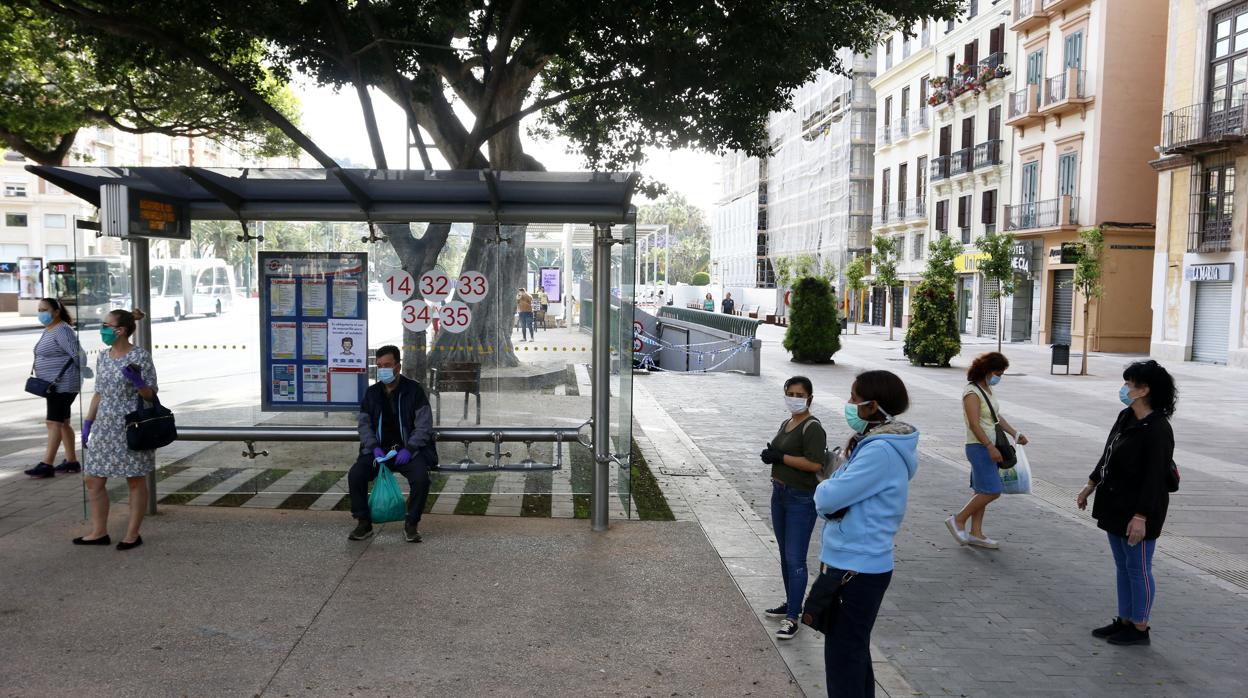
<box><xmin>904</xmin><ymin>234</ymin><xmax>961</xmax><ymax>366</ymax></box>
<box><xmin>871</xmin><ymin>235</ymin><xmax>900</xmax><ymax>340</ymax></box>
<box><xmin>782</xmin><ymin>276</ymin><xmax>841</xmax><ymax>363</ymax></box>
<box><xmin>974</xmin><ymin>231</ymin><xmax>1017</xmax><ymax>353</ymax></box>
<box><xmin>1072</xmin><ymin>226</ymin><xmax>1106</xmax><ymax>376</ymax></box>
<box><xmin>845</xmin><ymin>255</ymin><xmax>867</xmax><ymax>335</ymax></box>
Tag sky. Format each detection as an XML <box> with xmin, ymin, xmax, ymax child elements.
<box><xmin>294</xmin><ymin>79</ymin><xmax>723</xmax><ymax>215</ymax></box>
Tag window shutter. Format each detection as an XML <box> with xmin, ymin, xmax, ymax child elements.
<box><xmin>982</xmin><ymin>190</ymin><xmax>997</xmax><ymax>224</ymax></box>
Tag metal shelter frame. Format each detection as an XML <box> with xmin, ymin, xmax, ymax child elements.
<box><xmin>26</xmin><ymin>166</ymin><xmax>639</xmax><ymax>532</ymax></box>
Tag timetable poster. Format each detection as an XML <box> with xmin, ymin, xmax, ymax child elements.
<box><xmin>259</xmin><ymin>252</ymin><xmax>368</xmax><ymax>412</ymax></box>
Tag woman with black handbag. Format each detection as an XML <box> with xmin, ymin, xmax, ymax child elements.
<box><xmin>23</xmin><ymin>298</ymin><xmax>82</xmax><ymax>479</ymax></box>
<box><xmin>944</xmin><ymin>352</ymin><xmax>1029</xmax><ymax>549</ymax></box>
<box><xmin>74</xmin><ymin>308</ymin><xmax>158</xmax><ymax>551</ymax></box>
<box><xmin>1076</xmin><ymin>360</ymin><xmax>1177</xmax><ymax>647</ymax></box>
<box><xmin>811</xmin><ymin>370</ymin><xmax>916</xmax><ymax>698</ymax></box>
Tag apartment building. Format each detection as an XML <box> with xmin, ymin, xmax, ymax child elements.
<box><xmin>711</xmin><ymin>50</ymin><xmax>876</xmax><ymax>310</ymax></box>
<box><xmin>1003</xmin><ymin>0</ymin><xmax>1167</xmax><ymax>351</ymax></box>
<box><xmin>871</xmin><ymin>19</ymin><xmax>935</xmax><ymax>330</ymax></box>
<box><xmin>1150</xmin><ymin>0</ymin><xmax>1248</xmax><ymax>367</ymax></box>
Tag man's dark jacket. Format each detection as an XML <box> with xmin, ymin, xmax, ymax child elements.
<box><xmin>356</xmin><ymin>376</ymin><xmax>437</xmax><ymax>463</ymax></box>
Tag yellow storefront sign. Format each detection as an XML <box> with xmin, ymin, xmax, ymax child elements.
<box><xmin>954</xmin><ymin>252</ymin><xmax>988</xmax><ymax>273</ymax></box>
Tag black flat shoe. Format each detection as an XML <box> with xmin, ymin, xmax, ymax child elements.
<box><xmin>72</xmin><ymin>535</ymin><xmax>111</xmax><ymax>546</ymax></box>
<box><xmin>116</xmin><ymin>536</ymin><xmax>143</xmax><ymax>551</ymax></box>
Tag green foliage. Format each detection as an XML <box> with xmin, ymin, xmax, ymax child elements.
<box><xmin>1073</xmin><ymin>227</ymin><xmax>1105</xmax><ymax>301</ymax></box>
<box><xmin>638</xmin><ymin>193</ymin><xmax>711</xmax><ymax>284</ymax></box>
<box><xmin>904</xmin><ymin>235</ymin><xmax>962</xmax><ymax>367</ymax></box>
<box><xmin>773</xmin><ymin>256</ymin><xmax>794</xmax><ymax>288</ymax></box>
<box><xmin>974</xmin><ymin>231</ymin><xmax>1017</xmax><ymax>298</ymax></box>
<box><xmin>0</xmin><ymin>4</ymin><xmax>300</xmax><ymax>165</ymax></box>
<box><xmin>794</xmin><ymin>254</ymin><xmax>817</xmax><ymax>280</ymax></box>
<box><xmin>845</xmin><ymin>256</ymin><xmax>867</xmax><ymax>295</ymax></box>
<box><xmin>871</xmin><ymin>235</ymin><xmax>900</xmax><ymax>289</ymax></box>
<box><xmin>690</xmin><ymin>271</ymin><xmax>711</xmax><ymax>286</ymax></box>
<box><xmin>783</xmin><ymin>276</ymin><xmax>841</xmax><ymax>363</ymax></box>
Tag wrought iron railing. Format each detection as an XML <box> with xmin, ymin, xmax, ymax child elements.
<box><xmin>973</xmin><ymin>139</ymin><xmax>1003</xmax><ymax>169</ymax></box>
<box><xmin>931</xmin><ymin>155</ymin><xmax>951</xmax><ymax>181</ymax></box>
<box><xmin>951</xmin><ymin>147</ymin><xmax>974</xmax><ymax>176</ymax></box>
<box><xmin>1004</xmin><ymin>196</ymin><xmax>1080</xmax><ymax>231</ymax></box>
<box><xmin>1044</xmin><ymin>70</ymin><xmax>1087</xmax><ymax>105</ymax></box>
<box><xmin>1161</xmin><ymin>98</ymin><xmax>1248</xmax><ymax>152</ymax></box>
<box><xmin>872</xmin><ymin>204</ymin><xmax>891</xmax><ymax>227</ymax></box>
<box><xmin>1188</xmin><ymin>214</ymin><xmax>1233</xmax><ymax>252</ymax></box>
<box><xmin>906</xmin><ymin>197</ymin><xmax>927</xmax><ymax>220</ymax></box>
<box><xmin>1008</xmin><ymin>87</ymin><xmax>1036</xmax><ymax>119</ymax></box>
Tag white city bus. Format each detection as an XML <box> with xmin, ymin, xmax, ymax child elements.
<box><xmin>148</xmin><ymin>258</ymin><xmax>236</xmax><ymax>320</ymax></box>
<box><xmin>46</xmin><ymin>256</ymin><xmax>131</xmax><ymax>326</ymax></box>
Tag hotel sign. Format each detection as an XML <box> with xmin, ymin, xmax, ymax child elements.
<box><xmin>1184</xmin><ymin>263</ymin><xmax>1233</xmax><ymax>282</ymax></box>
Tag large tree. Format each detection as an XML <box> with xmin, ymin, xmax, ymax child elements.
<box><xmin>23</xmin><ymin>0</ymin><xmax>961</xmax><ymax>377</ymax></box>
<box><xmin>638</xmin><ymin>193</ymin><xmax>711</xmax><ymax>285</ymax></box>
<box><xmin>0</xmin><ymin>3</ymin><xmax>298</xmax><ymax>165</ymax></box>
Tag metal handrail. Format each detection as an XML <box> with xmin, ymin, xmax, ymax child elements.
<box><xmin>1161</xmin><ymin>98</ymin><xmax>1248</xmax><ymax>151</ymax></box>
<box><xmin>931</xmin><ymin>155</ymin><xmax>951</xmax><ymax>181</ymax></box>
<box><xmin>950</xmin><ymin>147</ymin><xmax>974</xmax><ymax>175</ymax></box>
<box><xmin>175</xmin><ymin>423</ymin><xmax>593</xmax><ymax>471</ymax></box>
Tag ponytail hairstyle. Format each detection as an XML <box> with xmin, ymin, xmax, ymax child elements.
<box><xmin>967</xmin><ymin>351</ymin><xmax>1009</xmax><ymax>384</ymax></box>
<box><xmin>109</xmin><ymin>308</ymin><xmax>146</xmax><ymax>339</ymax></box>
<box><xmin>40</xmin><ymin>297</ymin><xmax>73</xmax><ymax>324</ymax></box>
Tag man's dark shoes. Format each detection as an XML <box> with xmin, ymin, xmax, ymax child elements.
<box><xmin>1107</xmin><ymin>625</ymin><xmax>1150</xmax><ymax>646</ymax></box>
<box><xmin>404</xmin><ymin>522</ymin><xmax>422</xmax><ymax>543</ymax></box>
<box><xmin>348</xmin><ymin>520</ymin><xmax>374</xmax><ymax>541</ymax></box>
<box><xmin>764</xmin><ymin>603</ymin><xmax>788</xmax><ymax>619</ymax></box>
<box><xmin>72</xmin><ymin>535</ymin><xmax>111</xmax><ymax>546</ymax></box>
<box><xmin>116</xmin><ymin>536</ymin><xmax>143</xmax><ymax>551</ymax></box>
<box><xmin>1092</xmin><ymin>617</ymin><xmax>1127</xmax><ymax>639</ymax></box>
<box><xmin>54</xmin><ymin>460</ymin><xmax>81</xmax><ymax>474</ymax></box>
<box><xmin>24</xmin><ymin>463</ymin><xmax>54</xmax><ymax>479</ymax></box>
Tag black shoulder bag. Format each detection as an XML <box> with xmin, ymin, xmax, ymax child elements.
<box><xmin>25</xmin><ymin>358</ymin><xmax>73</xmax><ymax>397</ymax></box>
<box><xmin>973</xmin><ymin>384</ymin><xmax>1017</xmax><ymax>469</ymax></box>
<box><xmin>125</xmin><ymin>394</ymin><xmax>177</xmax><ymax>451</ymax></box>
<box><xmin>801</xmin><ymin>567</ymin><xmax>858</xmax><ymax>633</ymax></box>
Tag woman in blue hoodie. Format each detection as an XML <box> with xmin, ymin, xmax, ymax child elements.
<box><xmin>814</xmin><ymin>370</ymin><xmax>918</xmax><ymax>698</ymax></box>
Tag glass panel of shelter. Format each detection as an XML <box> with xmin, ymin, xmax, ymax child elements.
<box><xmin>65</xmin><ymin>219</ymin><xmax>634</xmax><ymax>519</ymax></box>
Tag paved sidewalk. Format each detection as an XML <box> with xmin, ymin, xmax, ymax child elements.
<box><xmin>0</xmin><ymin>312</ymin><xmax>40</xmax><ymax>333</ymax></box>
<box><xmin>637</xmin><ymin>323</ymin><xmax>1248</xmax><ymax>697</ymax></box>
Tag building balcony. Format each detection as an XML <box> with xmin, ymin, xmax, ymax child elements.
<box><xmin>1011</xmin><ymin>0</ymin><xmax>1052</xmax><ymax>33</ymax></box>
<box><xmin>1006</xmin><ymin>85</ymin><xmax>1044</xmax><ymax>127</ymax></box>
<box><xmin>1042</xmin><ymin>0</ymin><xmax>1092</xmax><ymax>14</ymax></box>
<box><xmin>877</xmin><ymin>124</ymin><xmax>893</xmax><ymax>146</ymax></box>
<box><xmin>1004</xmin><ymin>196</ymin><xmax>1080</xmax><ymax>234</ymax></box>
<box><xmin>892</xmin><ymin>117</ymin><xmax>911</xmax><ymax>142</ymax></box>
<box><xmin>872</xmin><ymin>204</ymin><xmax>892</xmax><ymax>228</ymax></box>
<box><xmin>973</xmin><ymin>139</ymin><xmax>1004</xmax><ymax>169</ymax></box>
<box><xmin>905</xmin><ymin>197</ymin><xmax>927</xmax><ymax>221</ymax></box>
<box><xmin>1041</xmin><ymin>70</ymin><xmax>1093</xmax><ymax>118</ymax></box>
<box><xmin>911</xmin><ymin>108</ymin><xmax>930</xmax><ymax>135</ymax></box>
<box><xmin>927</xmin><ymin>55</ymin><xmax>1012</xmax><ymax>116</ymax></box>
<box><xmin>1160</xmin><ymin>98</ymin><xmax>1248</xmax><ymax>155</ymax></box>
<box><xmin>1189</xmin><ymin>215</ymin><xmax>1233</xmax><ymax>253</ymax></box>
<box><xmin>950</xmin><ymin>147</ymin><xmax>975</xmax><ymax>176</ymax></box>
<box><xmin>931</xmin><ymin>155</ymin><xmax>951</xmax><ymax>182</ymax></box>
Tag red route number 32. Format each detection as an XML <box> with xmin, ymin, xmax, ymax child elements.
<box><xmin>419</xmin><ymin>269</ymin><xmax>453</xmax><ymax>302</ymax></box>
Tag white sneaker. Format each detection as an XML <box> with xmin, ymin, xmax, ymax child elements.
<box><xmin>944</xmin><ymin>516</ymin><xmax>969</xmax><ymax>546</ymax></box>
<box><xmin>967</xmin><ymin>533</ymin><xmax>999</xmax><ymax>549</ymax></box>
<box><xmin>775</xmin><ymin>618</ymin><xmax>799</xmax><ymax>640</ymax></box>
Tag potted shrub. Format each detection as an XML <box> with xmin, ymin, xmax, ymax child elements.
<box><xmin>782</xmin><ymin>276</ymin><xmax>841</xmax><ymax>364</ymax></box>
<box><xmin>903</xmin><ymin>235</ymin><xmax>962</xmax><ymax>367</ymax></box>
<box><xmin>691</xmin><ymin>271</ymin><xmax>710</xmax><ymax>286</ymax></box>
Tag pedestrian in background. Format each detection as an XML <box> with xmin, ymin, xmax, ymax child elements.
<box><xmin>536</xmin><ymin>286</ymin><xmax>550</xmax><ymax>313</ymax></box>
<box><xmin>760</xmin><ymin>376</ymin><xmax>826</xmax><ymax>640</ymax></box>
<box><xmin>814</xmin><ymin>370</ymin><xmax>917</xmax><ymax>698</ymax></box>
<box><xmin>24</xmin><ymin>297</ymin><xmax>82</xmax><ymax>479</ymax></box>
<box><xmin>702</xmin><ymin>292</ymin><xmax>714</xmax><ymax>311</ymax></box>
<box><xmin>721</xmin><ymin>292</ymin><xmax>736</xmax><ymax>315</ymax></box>
<box><xmin>945</xmin><ymin>351</ymin><xmax>1028</xmax><ymax>549</ymax></box>
<box><xmin>515</xmin><ymin>287</ymin><xmax>534</xmax><ymax>342</ymax></box>
<box><xmin>75</xmin><ymin>308</ymin><xmax>157</xmax><ymax>551</ymax></box>
<box><xmin>1077</xmin><ymin>360</ymin><xmax>1177</xmax><ymax>647</ymax></box>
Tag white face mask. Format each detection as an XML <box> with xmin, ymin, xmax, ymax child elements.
<box><xmin>785</xmin><ymin>396</ymin><xmax>810</xmax><ymax>414</ymax></box>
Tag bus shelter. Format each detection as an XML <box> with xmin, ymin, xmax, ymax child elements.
<box><xmin>27</xmin><ymin>166</ymin><xmax>638</xmax><ymax>531</ymax></box>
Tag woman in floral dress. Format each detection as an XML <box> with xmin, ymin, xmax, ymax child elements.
<box><xmin>74</xmin><ymin>308</ymin><xmax>158</xmax><ymax>551</ymax></box>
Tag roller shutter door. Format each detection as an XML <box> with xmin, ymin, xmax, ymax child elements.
<box><xmin>1192</xmin><ymin>281</ymin><xmax>1232</xmax><ymax>364</ymax></box>
<box><xmin>978</xmin><ymin>278</ymin><xmax>999</xmax><ymax>338</ymax></box>
<box><xmin>1050</xmin><ymin>270</ymin><xmax>1073</xmax><ymax>344</ymax></box>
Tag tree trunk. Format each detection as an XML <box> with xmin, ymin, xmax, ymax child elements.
<box><xmin>385</xmin><ymin>222</ymin><xmax>450</xmax><ymax>382</ymax></box>
<box><xmin>1080</xmin><ymin>298</ymin><xmax>1090</xmax><ymax>376</ymax></box>
<box><xmin>426</xmin><ymin>223</ymin><xmax>528</xmax><ymax>369</ymax></box>
<box><xmin>997</xmin><ymin>290</ymin><xmax>1003</xmax><ymax>353</ymax></box>
<box><xmin>886</xmin><ymin>290</ymin><xmax>894</xmax><ymax>341</ymax></box>
<box><xmin>852</xmin><ymin>290</ymin><xmax>858</xmax><ymax>335</ymax></box>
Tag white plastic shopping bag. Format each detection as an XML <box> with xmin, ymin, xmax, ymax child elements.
<box><xmin>1000</xmin><ymin>444</ymin><xmax>1032</xmax><ymax>495</ymax></box>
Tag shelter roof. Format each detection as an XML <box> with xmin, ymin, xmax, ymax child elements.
<box><xmin>25</xmin><ymin>166</ymin><xmax>638</xmax><ymax>226</ymax></box>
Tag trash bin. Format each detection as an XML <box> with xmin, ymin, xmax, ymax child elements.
<box><xmin>1050</xmin><ymin>343</ymin><xmax>1070</xmax><ymax>375</ymax></box>
<box><xmin>840</xmin><ymin>317</ymin><xmax>848</xmax><ymax>335</ymax></box>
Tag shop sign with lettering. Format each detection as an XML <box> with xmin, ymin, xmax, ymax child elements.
<box><xmin>1184</xmin><ymin>263</ymin><xmax>1233</xmax><ymax>282</ymax></box>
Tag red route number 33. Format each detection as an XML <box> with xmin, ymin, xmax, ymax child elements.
<box><xmin>456</xmin><ymin>270</ymin><xmax>489</xmax><ymax>303</ymax></box>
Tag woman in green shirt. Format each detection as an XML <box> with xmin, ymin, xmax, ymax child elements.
<box><xmin>760</xmin><ymin>375</ymin><xmax>827</xmax><ymax>640</ymax></box>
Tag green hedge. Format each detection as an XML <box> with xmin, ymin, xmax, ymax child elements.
<box><xmin>657</xmin><ymin>306</ymin><xmax>761</xmax><ymax>338</ymax></box>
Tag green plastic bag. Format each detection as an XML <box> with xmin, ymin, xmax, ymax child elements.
<box><xmin>369</xmin><ymin>460</ymin><xmax>407</xmax><ymax>523</ymax></box>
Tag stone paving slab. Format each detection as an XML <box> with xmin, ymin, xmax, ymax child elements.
<box><xmin>635</xmin><ymin>324</ymin><xmax>1248</xmax><ymax>697</ymax></box>
<box><xmin>0</xmin><ymin>506</ymin><xmax>801</xmax><ymax>697</ymax></box>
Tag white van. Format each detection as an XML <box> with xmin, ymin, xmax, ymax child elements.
<box><xmin>187</xmin><ymin>259</ymin><xmax>235</xmax><ymax>317</ymax></box>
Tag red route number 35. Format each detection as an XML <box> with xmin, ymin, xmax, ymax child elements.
<box><xmin>437</xmin><ymin>301</ymin><xmax>472</xmax><ymax>333</ymax></box>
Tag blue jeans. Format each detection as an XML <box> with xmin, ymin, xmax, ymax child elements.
<box><xmin>823</xmin><ymin>568</ymin><xmax>893</xmax><ymax>698</ymax></box>
<box><xmin>1107</xmin><ymin>532</ymin><xmax>1157</xmax><ymax>624</ymax></box>
<box><xmin>518</xmin><ymin>311</ymin><xmax>535</xmax><ymax>339</ymax></box>
<box><xmin>770</xmin><ymin>481</ymin><xmax>817</xmax><ymax>619</ymax></box>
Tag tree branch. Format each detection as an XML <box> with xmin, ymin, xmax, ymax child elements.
<box><xmin>358</xmin><ymin>0</ymin><xmax>432</xmax><ymax>170</ymax></box>
<box><xmin>29</xmin><ymin>0</ymin><xmax>339</xmax><ymax>169</ymax></box>
<box><xmin>320</xmin><ymin>0</ymin><xmax>387</xmax><ymax>168</ymax></box>
<box><xmin>475</xmin><ymin>78</ymin><xmax>624</xmax><ymax>144</ymax></box>
<box><xmin>0</xmin><ymin>126</ymin><xmax>77</xmax><ymax>166</ymax></box>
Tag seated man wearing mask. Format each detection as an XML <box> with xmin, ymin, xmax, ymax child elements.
<box><xmin>347</xmin><ymin>345</ymin><xmax>438</xmax><ymax>542</ymax></box>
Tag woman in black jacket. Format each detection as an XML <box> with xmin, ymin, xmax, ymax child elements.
<box><xmin>1076</xmin><ymin>360</ymin><xmax>1177</xmax><ymax>647</ymax></box>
